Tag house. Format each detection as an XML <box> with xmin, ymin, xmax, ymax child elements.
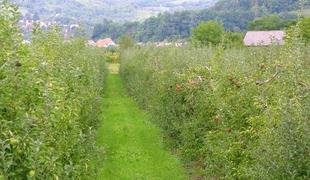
<box><xmin>243</xmin><ymin>31</ymin><xmax>285</xmax><ymax>46</ymax></box>
<box><xmin>96</xmin><ymin>38</ymin><xmax>116</xmax><ymax>48</ymax></box>
<box><xmin>87</xmin><ymin>40</ymin><xmax>96</xmax><ymax>47</ymax></box>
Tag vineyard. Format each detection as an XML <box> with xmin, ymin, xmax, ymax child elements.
<box><xmin>1</xmin><ymin>3</ymin><xmax>105</xmax><ymax>179</ymax></box>
<box><xmin>120</xmin><ymin>41</ymin><xmax>310</xmax><ymax>178</ymax></box>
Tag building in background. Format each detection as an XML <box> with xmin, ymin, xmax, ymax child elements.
<box><xmin>243</xmin><ymin>31</ymin><xmax>285</xmax><ymax>46</ymax></box>
<box><xmin>96</xmin><ymin>38</ymin><xmax>116</xmax><ymax>48</ymax></box>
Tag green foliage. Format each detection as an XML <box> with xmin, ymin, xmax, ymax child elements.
<box><xmin>249</xmin><ymin>15</ymin><xmax>297</xmax><ymax>30</ymax></box>
<box><xmin>0</xmin><ymin>2</ymin><xmax>106</xmax><ymax>179</ymax></box>
<box><xmin>191</xmin><ymin>22</ymin><xmax>243</xmax><ymax>47</ymax></box>
<box><xmin>191</xmin><ymin>21</ymin><xmax>224</xmax><ymax>46</ymax></box>
<box><xmin>104</xmin><ymin>50</ymin><xmax>120</xmax><ymax>64</ymax></box>
<box><xmin>119</xmin><ymin>35</ymin><xmax>134</xmax><ymax>50</ymax></box>
<box><xmin>267</xmin><ymin>0</ymin><xmax>305</xmax><ymax>13</ymax></box>
<box><xmin>92</xmin><ymin>19</ymin><xmax>124</xmax><ymax>40</ymax></box>
<box><xmin>120</xmin><ymin>38</ymin><xmax>310</xmax><ymax>178</ymax></box>
<box><xmin>223</xmin><ymin>32</ymin><xmax>244</xmax><ymax>47</ymax></box>
<box><xmin>299</xmin><ymin>17</ymin><xmax>310</xmax><ymax>43</ymax></box>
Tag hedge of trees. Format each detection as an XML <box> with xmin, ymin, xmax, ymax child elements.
<box><xmin>0</xmin><ymin>3</ymin><xmax>106</xmax><ymax>179</ymax></box>
<box><xmin>120</xmin><ymin>27</ymin><xmax>310</xmax><ymax>179</ymax></box>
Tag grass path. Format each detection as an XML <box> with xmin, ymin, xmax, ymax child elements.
<box><xmin>97</xmin><ymin>73</ymin><xmax>187</xmax><ymax>180</ymax></box>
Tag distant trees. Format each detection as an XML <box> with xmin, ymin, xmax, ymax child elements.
<box><xmin>91</xmin><ymin>0</ymin><xmax>308</xmax><ymax>42</ymax></box>
<box><xmin>249</xmin><ymin>15</ymin><xmax>297</xmax><ymax>30</ymax></box>
<box><xmin>214</xmin><ymin>0</ymin><xmax>306</xmax><ymax>13</ymax></box>
<box><xmin>119</xmin><ymin>35</ymin><xmax>134</xmax><ymax>49</ymax></box>
<box><xmin>92</xmin><ymin>20</ymin><xmax>123</xmax><ymax>40</ymax></box>
<box><xmin>191</xmin><ymin>21</ymin><xmax>224</xmax><ymax>46</ymax></box>
<box><xmin>267</xmin><ymin>0</ymin><xmax>301</xmax><ymax>13</ymax></box>
<box><xmin>224</xmin><ymin>32</ymin><xmax>244</xmax><ymax>47</ymax></box>
<box><xmin>191</xmin><ymin>21</ymin><xmax>244</xmax><ymax>47</ymax></box>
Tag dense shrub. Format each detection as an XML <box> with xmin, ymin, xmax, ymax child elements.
<box><xmin>191</xmin><ymin>21</ymin><xmax>224</xmax><ymax>46</ymax></box>
<box><xmin>0</xmin><ymin>3</ymin><xmax>106</xmax><ymax>179</ymax></box>
<box><xmin>120</xmin><ymin>38</ymin><xmax>310</xmax><ymax>178</ymax></box>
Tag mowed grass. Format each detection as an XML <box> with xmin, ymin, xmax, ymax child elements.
<box><xmin>108</xmin><ymin>63</ymin><xmax>120</xmax><ymax>74</ymax></box>
<box><xmin>97</xmin><ymin>74</ymin><xmax>187</xmax><ymax>180</ymax></box>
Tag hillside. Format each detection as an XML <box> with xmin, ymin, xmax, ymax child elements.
<box><xmin>12</xmin><ymin>0</ymin><xmax>216</xmax><ymax>23</ymax></box>
<box><xmin>92</xmin><ymin>0</ymin><xmax>310</xmax><ymax>41</ymax></box>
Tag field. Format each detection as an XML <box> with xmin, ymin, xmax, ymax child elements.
<box><xmin>1</xmin><ymin>1</ymin><xmax>310</xmax><ymax>179</ymax></box>
<box><xmin>120</xmin><ymin>43</ymin><xmax>310</xmax><ymax>179</ymax></box>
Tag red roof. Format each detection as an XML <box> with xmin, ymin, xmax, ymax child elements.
<box><xmin>244</xmin><ymin>31</ymin><xmax>285</xmax><ymax>46</ymax></box>
<box><xmin>96</xmin><ymin>38</ymin><xmax>115</xmax><ymax>48</ymax></box>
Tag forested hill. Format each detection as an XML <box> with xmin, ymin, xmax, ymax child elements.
<box><xmin>92</xmin><ymin>0</ymin><xmax>310</xmax><ymax>42</ymax></box>
<box><xmin>12</xmin><ymin>0</ymin><xmax>215</xmax><ymax>23</ymax></box>
<box><xmin>213</xmin><ymin>0</ymin><xmax>303</xmax><ymax>13</ymax></box>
